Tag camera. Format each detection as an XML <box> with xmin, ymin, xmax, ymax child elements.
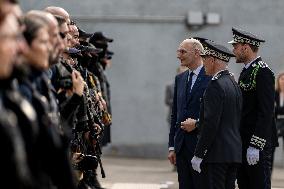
<box><xmin>76</xmin><ymin>44</ymin><xmax>102</xmax><ymax>54</ymax></box>
<box><xmin>58</xmin><ymin>76</ymin><xmax>73</xmax><ymax>90</ymax></box>
<box><xmin>77</xmin><ymin>154</ymin><xmax>98</xmax><ymax>170</ymax></box>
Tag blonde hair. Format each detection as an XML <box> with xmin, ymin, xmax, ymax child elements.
<box><xmin>276</xmin><ymin>72</ymin><xmax>284</xmax><ymax>92</ymax></box>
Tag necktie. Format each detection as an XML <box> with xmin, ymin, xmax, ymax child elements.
<box><xmin>187</xmin><ymin>71</ymin><xmax>194</xmax><ymax>96</ymax></box>
<box><xmin>238</xmin><ymin>67</ymin><xmax>247</xmax><ymax>83</ymax></box>
<box><xmin>240</xmin><ymin>67</ymin><xmax>246</xmax><ymax>75</ymax></box>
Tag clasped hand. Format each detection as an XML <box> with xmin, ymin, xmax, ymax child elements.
<box><xmin>181</xmin><ymin>118</ymin><xmax>196</xmax><ymax>132</ymax></box>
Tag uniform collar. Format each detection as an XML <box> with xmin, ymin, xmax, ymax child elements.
<box><xmin>244</xmin><ymin>56</ymin><xmax>260</xmax><ymax>69</ymax></box>
<box><xmin>212</xmin><ymin>69</ymin><xmax>227</xmax><ymax>78</ymax></box>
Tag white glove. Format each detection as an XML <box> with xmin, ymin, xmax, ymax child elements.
<box><xmin>246</xmin><ymin>146</ymin><xmax>259</xmax><ymax>165</ymax></box>
<box><xmin>191</xmin><ymin>156</ymin><xmax>203</xmax><ymax>173</ymax></box>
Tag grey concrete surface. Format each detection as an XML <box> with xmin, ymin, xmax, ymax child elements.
<box><xmin>99</xmin><ymin>155</ymin><xmax>284</xmax><ymax>189</ymax></box>
<box><xmin>98</xmin><ymin>155</ymin><xmax>178</xmax><ymax>189</ymax></box>
<box><xmin>275</xmin><ymin>138</ymin><xmax>284</xmax><ymax>167</ymax></box>
<box><xmin>20</xmin><ymin>0</ymin><xmax>284</xmax><ymax>158</ymax></box>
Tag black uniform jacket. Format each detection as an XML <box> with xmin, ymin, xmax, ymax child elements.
<box><xmin>238</xmin><ymin>57</ymin><xmax>278</xmax><ymax>150</ymax></box>
<box><xmin>275</xmin><ymin>91</ymin><xmax>284</xmax><ymax>119</ymax></box>
<box><xmin>194</xmin><ymin>70</ymin><xmax>242</xmax><ymax>163</ymax></box>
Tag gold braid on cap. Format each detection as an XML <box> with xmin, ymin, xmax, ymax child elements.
<box><xmin>203</xmin><ymin>46</ymin><xmax>230</xmax><ymax>62</ymax></box>
<box><xmin>233</xmin><ymin>34</ymin><xmax>261</xmax><ymax>47</ymax></box>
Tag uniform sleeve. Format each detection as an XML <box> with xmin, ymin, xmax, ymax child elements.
<box><xmin>168</xmin><ymin>76</ymin><xmax>178</xmax><ymax>148</ymax></box>
<box><xmin>250</xmin><ymin>68</ymin><xmax>275</xmax><ymax>150</ymax></box>
<box><xmin>194</xmin><ymin>81</ymin><xmax>224</xmax><ymax>159</ymax></box>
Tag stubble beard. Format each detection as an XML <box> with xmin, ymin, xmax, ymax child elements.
<box><xmin>235</xmin><ymin>55</ymin><xmax>246</xmax><ymax>63</ymax></box>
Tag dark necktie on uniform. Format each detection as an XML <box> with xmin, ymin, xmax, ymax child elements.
<box><xmin>239</xmin><ymin>67</ymin><xmax>247</xmax><ymax>79</ymax></box>
<box><xmin>240</xmin><ymin>67</ymin><xmax>246</xmax><ymax>75</ymax></box>
<box><xmin>186</xmin><ymin>71</ymin><xmax>195</xmax><ymax>97</ymax></box>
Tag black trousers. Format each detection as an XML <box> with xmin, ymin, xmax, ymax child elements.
<box><xmin>237</xmin><ymin>145</ymin><xmax>273</xmax><ymax>189</ymax></box>
<box><xmin>176</xmin><ymin>144</ymin><xmax>200</xmax><ymax>189</ymax></box>
<box><xmin>200</xmin><ymin>163</ymin><xmax>238</xmax><ymax>189</ymax></box>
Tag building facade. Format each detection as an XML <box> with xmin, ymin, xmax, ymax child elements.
<box><xmin>21</xmin><ymin>0</ymin><xmax>284</xmax><ymax>158</ymax></box>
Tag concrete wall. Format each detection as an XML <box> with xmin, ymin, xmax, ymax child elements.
<box><xmin>20</xmin><ymin>0</ymin><xmax>284</xmax><ymax>158</ymax></box>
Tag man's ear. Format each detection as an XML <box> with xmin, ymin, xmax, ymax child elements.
<box><xmin>243</xmin><ymin>44</ymin><xmax>249</xmax><ymax>52</ymax></box>
<box><xmin>209</xmin><ymin>56</ymin><xmax>215</xmax><ymax>63</ymax></box>
<box><xmin>194</xmin><ymin>48</ymin><xmax>201</xmax><ymax>57</ymax></box>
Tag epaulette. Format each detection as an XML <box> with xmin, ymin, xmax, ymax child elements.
<box><xmin>212</xmin><ymin>72</ymin><xmax>222</xmax><ymax>80</ymax></box>
<box><xmin>252</xmin><ymin>60</ymin><xmax>268</xmax><ymax>68</ymax></box>
<box><xmin>252</xmin><ymin>60</ymin><xmax>274</xmax><ymax>75</ymax></box>
<box><xmin>212</xmin><ymin>71</ymin><xmax>233</xmax><ymax>81</ymax></box>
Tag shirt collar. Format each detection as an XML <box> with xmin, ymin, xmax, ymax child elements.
<box><xmin>244</xmin><ymin>56</ymin><xmax>260</xmax><ymax>69</ymax></box>
<box><xmin>190</xmin><ymin>64</ymin><xmax>203</xmax><ymax>76</ymax></box>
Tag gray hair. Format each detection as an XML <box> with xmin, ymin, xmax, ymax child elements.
<box><xmin>183</xmin><ymin>38</ymin><xmax>204</xmax><ymax>53</ymax></box>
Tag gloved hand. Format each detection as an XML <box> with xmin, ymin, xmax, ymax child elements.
<box><xmin>246</xmin><ymin>146</ymin><xmax>260</xmax><ymax>165</ymax></box>
<box><xmin>191</xmin><ymin>156</ymin><xmax>203</xmax><ymax>173</ymax></box>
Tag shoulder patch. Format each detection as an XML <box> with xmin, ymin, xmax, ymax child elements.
<box><xmin>258</xmin><ymin>61</ymin><xmax>268</xmax><ymax>68</ymax></box>
<box><xmin>257</xmin><ymin>60</ymin><xmax>274</xmax><ymax>75</ymax></box>
<box><xmin>212</xmin><ymin>72</ymin><xmax>222</xmax><ymax>80</ymax></box>
<box><xmin>212</xmin><ymin>71</ymin><xmax>232</xmax><ymax>80</ymax></box>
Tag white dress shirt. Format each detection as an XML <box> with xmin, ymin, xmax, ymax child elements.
<box><xmin>244</xmin><ymin>56</ymin><xmax>260</xmax><ymax>69</ymax></box>
<box><xmin>188</xmin><ymin>64</ymin><xmax>203</xmax><ymax>91</ymax></box>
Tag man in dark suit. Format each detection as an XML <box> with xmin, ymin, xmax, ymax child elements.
<box><xmin>228</xmin><ymin>28</ymin><xmax>278</xmax><ymax>189</ymax></box>
<box><xmin>184</xmin><ymin>40</ymin><xmax>242</xmax><ymax>189</ymax></box>
<box><xmin>168</xmin><ymin>38</ymin><xmax>211</xmax><ymax>189</ymax></box>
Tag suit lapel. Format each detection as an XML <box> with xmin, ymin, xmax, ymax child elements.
<box><xmin>186</xmin><ymin>66</ymin><xmax>205</xmax><ymax>103</ymax></box>
<box><xmin>179</xmin><ymin>70</ymin><xmax>189</xmax><ymax>103</ymax></box>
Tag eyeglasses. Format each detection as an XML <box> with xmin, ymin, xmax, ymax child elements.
<box><xmin>176</xmin><ymin>49</ymin><xmax>188</xmax><ymax>54</ymax></box>
<box><xmin>69</xmin><ymin>20</ymin><xmax>76</xmax><ymax>26</ymax></box>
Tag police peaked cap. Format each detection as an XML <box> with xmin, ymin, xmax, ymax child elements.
<box><xmin>192</xmin><ymin>36</ymin><xmax>215</xmax><ymax>48</ymax></box>
<box><xmin>228</xmin><ymin>27</ymin><xmax>265</xmax><ymax>47</ymax></box>
<box><xmin>78</xmin><ymin>28</ymin><xmax>93</xmax><ymax>38</ymax></box>
<box><xmin>193</xmin><ymin>37</ymin><xmax>208</xmax><ymax>44</ymax></box>
<box><xmin>201</xmin><ymin>40</ymin><xmax>235</xmax><ymax>62</ymax></box>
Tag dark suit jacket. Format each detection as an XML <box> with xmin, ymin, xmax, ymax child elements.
<box><xmin>275</xmin><ymin>91</ymin><xmax>284</xmax><ymax>118</ymax></box>
<box><xmin>238</xmin><ymin>57</ymin><xmax>278</xmax><ymax>149</ymax></box>
<box><xmin>194</xmin><ymin>70</ymin><xmax>242</xmax><ymax>163</ymax></box>
<box><xmin>168</xmin><ymin>66</ymin><xmax>211</xmax><ymax>154</ymax></box>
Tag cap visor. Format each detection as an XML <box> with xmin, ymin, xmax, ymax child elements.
<box><xmin>89</xmin><ymin>48</ymin><xmax>103</xmax><ymax>54</ymax></box>
<box><xmin>106</xmin><ymin>38</ymin><xmax>113</xmax><ymax>42</ymax></box>
<box><xmin>228</xmin><ymin>40</ymin><xmax>237</xmax><ymax>44</ymax></box>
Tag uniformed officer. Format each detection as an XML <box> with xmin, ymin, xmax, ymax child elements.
<box><xmin>228</xmin><ymin>27</ymin><xmax>278</xmax><ymax>189</ymax></box>
<box><xmin>185</xmin><ymin>40</ymin><xmax>243</xmax><ymax>189</ymax></box>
